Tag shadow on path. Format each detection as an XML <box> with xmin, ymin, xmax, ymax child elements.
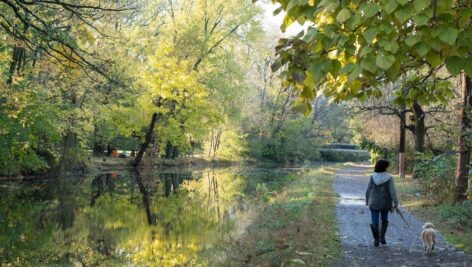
<box><xmin>333</xmin><ymin>165</ymin><xmax>472</xmax><ymax>267</ymax></box>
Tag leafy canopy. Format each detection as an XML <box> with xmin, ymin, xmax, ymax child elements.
<box><xmin>272</xmin><ymin>0</ymin><xmax>472</xmax><ymax>111</ymax></box>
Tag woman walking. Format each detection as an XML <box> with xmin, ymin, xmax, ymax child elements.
<box><xmin>365</xmin><ymin>159</ymin><xmax>399</xmax><ymax>247</ymax></box>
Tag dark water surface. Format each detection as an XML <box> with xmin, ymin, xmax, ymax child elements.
<box><xmin>0</xmin><ymin>166</ymin><xmax>307</xmax><ymax>266</ymax></box>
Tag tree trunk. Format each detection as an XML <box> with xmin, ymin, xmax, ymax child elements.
<box><xmin>412</xmin><ymin>102</ymin><xmax>425</xmax><ymax>153</ymax></box>
<box><xmin>455</xmin><ymin>73</ymin><xmax>472</xmax><ymax>201</ymax></box>
<box><xmin>133</xmin><ymin>113</ymin><xmax>158</xmax><ymax>167</ymax></box>
<box><xmin>7</xmin><ymin>46</ymin><xmax>26</xmax><ymax>85</ymax></box>
<box><xmin>399</xmin><ymin>110</ymin><xmax>406</xmax><ymax>179</ymax></box>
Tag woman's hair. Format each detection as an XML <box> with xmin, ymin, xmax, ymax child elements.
<box><xmin>374</xmin><ymin>159</ymin><xmax>390</xmax><ymax>173</ymax></box>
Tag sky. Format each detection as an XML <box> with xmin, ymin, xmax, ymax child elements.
<box><xmin>257</xmin><ymin>1</ymin><xmax>307</xmax><ymax>37</ymax></box>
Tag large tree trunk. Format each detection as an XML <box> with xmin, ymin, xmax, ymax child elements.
<box><xmin>412</xmin><ymin>102</ymin><xmax>425</xmax><ymax>153</ymax></box>
<box><xmin>133</xmin><ymin>113</ymin><xmax>158</xmax><ymax>167</ymax></box>
<box><xmin>455</xmin><ymin>73</ymin><xmax>472</xmax><ymax>201</ymax></box>
<box><xmin>399</xmin><ymin>110</ymin><xmax>406</xmax><ymax>179</ymax></box>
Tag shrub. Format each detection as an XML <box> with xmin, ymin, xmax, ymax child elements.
<box><xmin>414</xmin><ymin>153</ymin><xmax>456</xmax><ymax>203</ymax></box>
<box><xmin>436</xmin><ymin>202</ymin><xmax>472</xmax><ymax>231</ymax></box>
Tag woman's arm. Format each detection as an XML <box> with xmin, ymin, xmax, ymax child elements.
<box><xmin>365</xmin><ymin>177</ymin><xmax>372</xmax><ymax>206</ymax></box>
<box><xmin>389</xmin><ymin>177</ymin><xmax>399</xmax><ymax>208</ymax></box>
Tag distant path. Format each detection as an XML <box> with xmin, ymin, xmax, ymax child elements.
<box><xmin>333</xmin><ymin>164</ymin><xmax>472</xmax><ymax>267</ymax></box>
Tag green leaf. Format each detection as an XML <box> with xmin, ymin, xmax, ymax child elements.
<box><xmin>405</xmin><ymin>35</ymin><xmax>421</xmax><ymax>47</ymax></box>
<box><xmin>458</xmin><ymin>8</ymin><xmax>472</xmax><ymax>28</ymax></box>
<box><xmin>396</xmin><ymin>0</ymin><xmax>409</xmax><ymax>6</ymax></box>
<box><xmin>292</xmin><ymin>68</ymin><xmax>306</xmax><ymax>83</ymax></box>
<box><xmin>340</xmin><ymin>63</ymin><xmax>356</xmax><ymax>74</ymax></box>
<box><xmin>301</xmin><ymin>86</ymin><xmax>315</xmax><ymax>99</ymax></box>
<box><xmin>348</xmin><ymin>65</ymin><xmax>362</xmax><ymax>82</ymax></box>
<box><xmin>360</xmin><ymin>46</ymin><xmax>373</xmax><ymax>57</ymax></box>
<box><xmin>281</xmin><ymin>15</ymin><xmax>294</xmax><ymax>32</ymax></box>
<box><xmin>361</xmin><ymin>56</ymin><xmax>377</xmax><ymax>73</ymax></box>
<box><xmin>430</xmin><ymin>26</ymin><xmax>444</xmax><ymax>38</ymax></box>
<box><xmin>465</xmin><ymin>58</ymin><xmax>472</xmax><ymax>77</ymax></box>
<box><xmin>395</xmin><ymin>5</ymin><xmax>414</xmax><ymax>24</ymax></box>
<box><xmin>413</xmin><ymin>0</ymin><xmax>430</xmax><ymax>12</ymax></box>
<box><xmin>292</xmin><ymin>100</ymin><xmax>308</xmax><ymax>114</ymax></box>
<box><xmin>438</xmin><ymin>27</ymin><xmax>459</xmax><ymax>45</ymax></box>
<box><xmin>273</xmin><ymin>7</ymin><xmax>283</xmax><ymax>16</ymax></box>
<box><xmin>363</xmin><ymin>28</ymin><xmax>377</xmax><ymax>43</ymax></box>
<box><xmin>360</xmin><ymin>3</ymin><xmax>380</xmax><ymax>18</ymax></box>
<box><xmin>425</xmin><ymin>53</ymin><xmax>442</xmax><ymax>67</ymax></box>
<box><xmin>376</xmin><ymin>52</ymin><xmax>395</xmax><ymax>70</ymax></box>
<box><xmin>309</xmin><ymin>64</ymin><xmax>324</xmax><ymax>81</ymax></box>
<box><xmin>385</xmin><ymin>0</ymin><xmax>399</xmax><ymax>14</ymax></box>
<box><xmin>428</xmin><ymin>38</ymin><xmax>444</xmax><ymax>52</ymax></box>
<box><xmin>415</xmin><ymin>42</ymin><xmax>430</xmax><ymax>57</ymax></box>
<box><xmin>445</xmin><ymin>56</ymin><xmax>464</xmax><ymax>75</ymax></box>
<box><xmin>383</xmin><ymin>40</ymin><xmax>400</xmax><ymax>53</ymax></box>
<box><xmin>379</xmin><ymin>23</ymin><xmax>394</xmax><ymax>34</ymax></box>
<box><xmin>346</xmin><ymin>13</ymin><xmax>362</xmax><ymax>30</ymax></box>
<box><xmin>387</xmin><ymin>60</ymin><xmax>401</xmax><ymax>80</ymax></box>
<box><xmin>413</xmin><ymin>14</ymin><xmax>430</xmax><ymax>26</ymax></box>
<box><xmin>336</xmin><ymin>9</ymin><xmax>352</xmax><ymax>23</ymax></box>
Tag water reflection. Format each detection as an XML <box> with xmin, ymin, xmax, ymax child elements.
<box><xmin>0</xmin><ymin>166</ymin><xmax>305</xmax><ymax>266</ymax></box>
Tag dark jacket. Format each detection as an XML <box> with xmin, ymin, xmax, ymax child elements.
<box><xmin>365</xmin><ymin>172</ymin><xmax>398</xmax><ymax>211</ymax></box>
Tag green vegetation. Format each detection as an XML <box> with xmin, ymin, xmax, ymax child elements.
<box><xmin>222</xmin><ymin>167</ymin><xmax>340</xmax><ymax>266</ymax></box>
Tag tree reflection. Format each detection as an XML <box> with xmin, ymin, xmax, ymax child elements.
<box><xmin>0</xmin><ymin>167</ymin><xmax>292</xmax><ymax>266</ymax></box>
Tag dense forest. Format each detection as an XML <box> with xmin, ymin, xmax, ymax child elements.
<box><xmin>0</xmin><ymin>0</ymin><xmax>352</xmax><ymax>177</ymax></box>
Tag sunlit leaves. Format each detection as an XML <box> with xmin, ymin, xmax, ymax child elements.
<box><xmin>336</xmin><ymin>9</ymin><xmax>351</xmax><ymax>23</ymax></box>
<box><xmin>273</xmin><ymin>0</ymin><xmax>472</xmax><ymax>110</ymax></box>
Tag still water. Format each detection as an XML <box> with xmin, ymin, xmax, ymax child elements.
<box><xmin>0</xmin><ymin>166</ymin><xmax>307</xmax><ymax>266</ymax></box>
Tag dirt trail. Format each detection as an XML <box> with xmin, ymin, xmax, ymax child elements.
<box><xmin>333</xmin><ymin>164</ymin><xmax>472</xmax><ymax>267</ymax></box>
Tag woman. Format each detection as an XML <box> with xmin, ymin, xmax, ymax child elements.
<box><xmin>365</xmin><ymin>159</ymin><xmax>399</xmax><ymax>247</ymax></box>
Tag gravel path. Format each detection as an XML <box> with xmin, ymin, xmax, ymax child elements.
<box><xmin>333</xmin><ymin>164</ymin><xmax>472</xmax><ymax>267</ymax></box>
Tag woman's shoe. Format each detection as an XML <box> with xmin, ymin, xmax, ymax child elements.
<box><xmin>370</xmin><ymin>224</ymin><xmax>380</xmax><ymax>247</ymax></box>
<box><xmin>380</xmin><ymin>221</ymin><xmax>389</xmax><ymax>245</ymax></box>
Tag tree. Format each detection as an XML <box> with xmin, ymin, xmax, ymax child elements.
<box><xmin>272</xmin><ymin>0</ymin><xmax>472</xmax><ymax>200</ymax></box>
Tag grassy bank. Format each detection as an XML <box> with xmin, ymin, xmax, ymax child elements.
<box><xmin>222</xmin><ymin>166</ymin><xmax>341</xmax><ymax>266</ymax></box>
<box><xmin>396</xmin><ymin>178</ymin><xmax>472</xmax><ymax>253</ymax></box>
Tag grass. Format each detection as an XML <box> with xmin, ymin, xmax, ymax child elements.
<box><xmin>396</xmin><ymin>177</ymin><xmax>472</xmax><ymax>254</ymax></box>
<box><xmin>222</xmin><ymin>166</ymin><xmax>341</xmax><ymax>266</ymax></box>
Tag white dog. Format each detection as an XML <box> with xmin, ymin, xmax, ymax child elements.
<box><xmin>421</xmin><ymin>222</ymin><xmax>436</xmax><ymax>253</ymax></box>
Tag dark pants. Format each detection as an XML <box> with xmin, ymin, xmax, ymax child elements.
<box><xmin>370</xmin><ymin>209</ymin><xmax>388</xmax><ymax>225</ymax></box>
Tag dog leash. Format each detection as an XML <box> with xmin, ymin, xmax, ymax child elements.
<box><xmin>395</xmin><ymin>207</ymin><xmax>417</xmax><ymax>234</ymax></box>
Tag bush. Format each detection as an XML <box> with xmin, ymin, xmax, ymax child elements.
<box><xmin>414</xmin><ymin>153</ymin><xmax>456</xmax><ymax>203</ymax></box>
<box><xmin>436</xmin><ymin>202</ymin><xmax>472</xmax><ymax>231</ymax></box>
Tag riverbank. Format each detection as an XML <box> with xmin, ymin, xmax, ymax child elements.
<box><xmin>89</xmin><ymin>156</ymin><xmax>244</xmax><ymax>172</ymax></box>
<box><xmin>396</xmin><ymin>178</ymin><xmax>472</xmax><ymax>254</ymax></box>
<box><xmin>0</xmin><ymin>156</ymin><xmax>250</xmax><ymax>180</ymax></box>
<box><xmin>220</xmin><ymin>166</ymin><xmax>341</xmax><ymax>266</ymax></box>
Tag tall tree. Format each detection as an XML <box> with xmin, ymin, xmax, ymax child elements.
<box><xmin>272</xmin><ymin>0</ymin><xmax>472</xmax><ymax>199</ymax></box>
